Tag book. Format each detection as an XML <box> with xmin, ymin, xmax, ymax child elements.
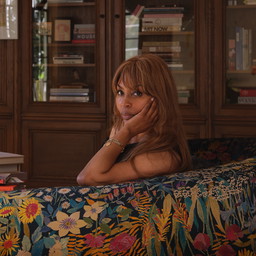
<box><xmin>0</xmin><ymin>185</ymin><xmax>17</xmax><ymax>191</ymax></box>
<box><xmin>141</xmin><ymin>25</ymin><xmax>182</xmax><ymax>32</ymax></box>
<box><xmin>142</xmin><ymin>41</ymin><xmax>180</xmax><ymax>47</ymax></box>
<box><xmin>142</xmin><ymin>17</ymin><xmax>182</xmax><ymax>26</ymax></box>
<box><xmin>228</xmin><ymin>39</ymin><xmax>236</xmax><ymax>71</ymax></box>
<box><xmin>50</xmin><ymin>88</ymin><xmax>91</xmax><ymax>93</ymax></box>
<box><xmin>142</xmin><ymin>45</ymin><xmax>181</xmax><ymax>53</ymax></box>
<box><xmin>238</xmin><ymin>96</ymin><xmax>256</xmax><ymax>104</ymax></box>
<box><xmin>143</xmin><ymin>13</ymin><xmax>184</xmax><ymax>18</ymax></box>
<box><xmin>49</xmin><ymin>96</ymin><xmax>91</xmax><ymax>102</ymax></box>
<box><xmin>72</xmin><ymin>39</ymin><xmax>96</xmax><ymax>44</ymax></box>
<box><xmin>243</xmin><ymin>0</ymin><xmax>256</xmax><ymax>4</ymax></box>
<box><xmin>53</xmin><ymin>55</ymin><xmax>84</xmax><ymax>64</ymax></box>
<box><xmin>239</xmin><ymin>89</ymin><xmax>256</xmax><ymax>97</ymax></box>
<box><xmin>235</xmin><ymin>26</ymin><xmax>243</xmax><ymax>70</ymax></box>
<box><xmin>72</xmin><ymin>24</ymin><xmax>95</xmax><ymax>43</ymax></box>
<box><xmin>0</xmin><ymin>172</ymin><xmax>25</xmax><ymax>184</ymax></box>
<box><xmin>0</xmin><ymin>152</ymin><xmax>24</xmax><ymax>165</ymax></box>
<box><xmin>143</xmin><ymin>7</ymin><xmax>184</xmax><ymax>14</ymax></box>
<box><xmin>132</xmin><ymin>4</ymin><xmax>144</xmax><ymax>17</ymax></box>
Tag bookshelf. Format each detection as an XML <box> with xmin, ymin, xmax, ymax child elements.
<box><xmin>226</xmin><ymin>1</ymin><xmax>256</xmax><ymax>105</ymax></box>
<box><xmin>32</xmin><ymin>1</ymin><xmax>97</xmax><ymax>103</ymax></box>
<box><xmin>125</xmin><ymin>3</ymin><xmax>195</xmax><ymax>104</ymax></box>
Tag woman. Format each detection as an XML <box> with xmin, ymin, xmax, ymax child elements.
<box><xmin>77</xmin><ymin>54</ymin><xmax>191</xmax><ymax>186</ymax></box>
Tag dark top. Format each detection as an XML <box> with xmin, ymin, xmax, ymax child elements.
<box><xmin>116</xmin><ymin>143</ymin><xmax>138</xmax><ymax>163</ymax></box>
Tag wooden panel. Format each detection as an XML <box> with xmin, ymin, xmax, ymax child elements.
<box><xmin>213</xmin><ymin>122</ymin><xmax>256</xmax><ymax>138</ymax></box>
<box><xmin>22</xmin><ymin>120</ymin><xmax>107</xmax><ymax>187</ymax></box>
<box><xmin>0</xmin><ymin>119</ymin><xmax>14</xmax><ymax>152</ymax></box>
<box><xmin>183</xmin><ymin>121</ymin><xmax>208</xmax><ymax>139</ymax></box>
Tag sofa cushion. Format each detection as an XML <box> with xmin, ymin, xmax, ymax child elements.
<box><xmin>0</xmin><ymin>157</ymin><xmax>255</xmax><ymax>255</ymax></box>
<box><xmin>188</xmin><ymin>137</ymin><xmax>256</xmax><ymax>169</ymax></box>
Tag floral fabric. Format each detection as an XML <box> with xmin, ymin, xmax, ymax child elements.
<box><xmin>0</xmin><ymin>138</ymin><xmax>255</xmax><ymax>255</ymax></box>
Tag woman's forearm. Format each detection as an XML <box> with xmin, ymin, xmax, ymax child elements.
<box><xmin>77</xmin><ymin>127</ymin><xmax>131</xmax><ymax>185</ymax></box>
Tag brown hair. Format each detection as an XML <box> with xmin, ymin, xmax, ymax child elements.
<box><xmin>112</xmin><ymin>54</ymin><xmax>191</xmax><ymax>171</ymax></box>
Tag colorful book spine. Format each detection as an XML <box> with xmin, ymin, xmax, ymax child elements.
<box><xmin>141</xmin><ymin>25</ymin><xmax>181</xmax><ymax>32</ymax></box>
<box><xmin>239</xmin><ymin>89</ymin><xmax>256</xmax><ymax>97</ymax></box>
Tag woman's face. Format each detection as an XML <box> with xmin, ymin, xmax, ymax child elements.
<box><xmin>115</xmin><ymin>81</ymin><xmax>151</xmax><ymax>122</ymax></box>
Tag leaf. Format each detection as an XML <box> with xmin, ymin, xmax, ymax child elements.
<box><xmin>163</xmin><ymin>194</ymin><xmax>172</xmax><ymax>214</ymax></box>
<box><xmin>31</xmin><ymin>226</ymin><xmax>42</xmax><ymax>244</ymax></box>
<box><xmin>208</xmin><ymin>197</ymin><xmax>225</xmax><ymax>233</ymax></box>
<box><xmin>47</xmin><ymin>204</ymin><xmax>53</xmax><ymax>214</ymax></box>
<box><xmin>119</xmin><ymin>208</ymin><xmax>132</xmax><ymax>216</ymax></box>
<box><xmin>43</xmin><ymin>237</ymin><xmax>55</xmax><ymax>249</ymax></box>
<box><xmin>22</xmin><ymin>235</ymin><xmax>31</xmax><ymax>252</ymax></box>
<box><xmin>100</xmin><ymin>223</ymin><xmax>111</xmax><ymax>234</ymax></box>
<box><xmin>23</xmin><ymin>223</ymin><xmax>30</xmax><ymax>238</ymax></box>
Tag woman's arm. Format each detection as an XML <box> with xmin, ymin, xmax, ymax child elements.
<box><xmin>77</xmin><ymin>98</ymin><xmax>173</xmax><ymax>186</ymax></box>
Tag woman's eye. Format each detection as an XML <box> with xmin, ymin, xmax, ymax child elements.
<box><xmin>133</xmin><ymin>91</ymin><xmax>143</xmax><ymax>97</ymax></box>
<box><xmin>116</xmin><ymin>90</ymin><xmax>123</xmax><ymax>96</ymax></box>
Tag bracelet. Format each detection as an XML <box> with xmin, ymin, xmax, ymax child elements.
<box><xmin>104</xmin><ymin>138</ymin><xmax>125</xmax><ymax>152</ymax></box>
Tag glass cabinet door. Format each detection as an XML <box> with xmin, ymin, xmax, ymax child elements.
<box><xmin>32</xmin><ymin>0</ymin><xmax>96</xmax><ymax>103</ymax></box>
<box><xmin>226</xmin><ymin>0</ymin><xmax>256</xmax><ymax>105</ymax></box>
<box><xmin>124</xmin><ymin>1</ymin><xmax>195</xmax><ymax>104</ymax></box>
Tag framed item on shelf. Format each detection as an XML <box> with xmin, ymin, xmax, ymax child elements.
<box><xmin>54</xmin><ymin>19</ymin><xmax>71</xmax><ymax>42</ymax></box>
<box><xmin>0</xmin><ymin>0</ymin><xmax>18</xmax><ymax>39</ymax></box>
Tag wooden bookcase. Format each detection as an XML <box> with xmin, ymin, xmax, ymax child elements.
<box><xmin>0</xmin><ymin>0</ymin><xmax>256</xmax><ymax>187</ymax></box>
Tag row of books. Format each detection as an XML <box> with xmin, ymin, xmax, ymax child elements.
<box><xmin>141</xmin><ymin>41</ymin><xmax>183</xmax><ymax>70</ymax></box>
<box><xmin>49</xmin><ymin>87</ymin><xmax>94</xmax><ymax>102</ymax></box>
<box><xmin>228</xmin><ymin>27</ymin><xmax>252</xmax><ymax>71</ymax></box>
<box><xmin>0</xmin><ymin>152</ymin><xmax>26</xmax><ymax>191</ymax></box>
<box><xmin>140</xmin><ymin>6</ymin><xmax>184</xmax><ymax>32</ymax></box>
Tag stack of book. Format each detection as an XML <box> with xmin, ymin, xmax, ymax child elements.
<box><xmin>0</xmin><ymin>152</ymin><xmax>26</xmax><ymax>191</ymax></box>
<box><xmin>49</xmin><ymin>87</ymin><xmax>93</xmax><ymax>102</ymax></box>
<box><xmin>141</xmin><ymin>41</ymin><xmax>183</xmax><ymax>70</ymax></box>
<box><xmin>178</xmin><ymin>90</ymin><xmax>190</xmax><ymax>104</ymax></box>
<box><xmin>72</xmin><ymin>24</ymin><xmax>95</xmax><ymax>44</ymax></box>
<box><xmin>238</xmin><ymin>89</ymin><xmax>256</xmax><ymax>104</ymax></box>
<box><xmin>53</xmin><ymin>54</ymin><xmax>84</xmax><ymax>64</ymax></box>
<box><xmin>141</xmin><ymin>6</ymin><xmax>184</xmax><ymax>32</ymax></box>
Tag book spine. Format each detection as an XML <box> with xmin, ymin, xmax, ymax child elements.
<box><xmin>72</xmin><ymin>39</ymin><xmax>96</xmax><ymax>44</ymax></box>
<box><xmin>239</xmin><ymin>89</ymin><xmax>256</xmax><ymax>97</ymax></box>
<box><xmin>242</xmin><ymin>28</ymin><xmax>249</xmax><ymax>70</ymax></box>
<box><xmin>235</xmin><ymin>26</ymin><xmax>243</xmax><ymax>70</ymax></box>
<box><xmin>49</xmin><ymin>96</ymin><xmax>90</xmax><ymax>102</ymax></box>
<box><xmin>143</xmin><ymin>13</ymin><xmax>184</xmax><ymax>18</ymax></box>
<box><xmin>142</xmin><ymin>17</ymin><xmax>182</xmax><ymax>26</ymax></box>
<box><xmin>228</xmin><ymin>39</ymin><xmax>236</xmax><ymax>71</ymax></box>
<box><xmin>141</xmin><ymin>25</ymin><xmax>181</xmax><ymax>32</ymax></box>
<box><xmin>73</xmin><ymin>33</ymin><xmax>95</xmax><ymax>40</ymax></box>
<box><xmin>142</xmin><ymin>41</ymin><xmax>180</xmax><ymax>47</ymax></box>
<box><xmin>238</xmin><ymin>96</ymin><xmax>256</xmax><ymax>104</ymax></box>
<box><xmin>142</xmin><ymin>46</ymin><xmax>181</xmax><ymax>53</ymax></box>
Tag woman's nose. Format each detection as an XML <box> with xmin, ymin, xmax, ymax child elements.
<box><xmin>122</xmin><ymin>96</ymin><xmax>132</xmax><ymax>108</ymax></box>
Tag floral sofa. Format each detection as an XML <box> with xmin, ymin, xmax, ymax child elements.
<box><xmin>0</xmin><ymin>137</ymin><xmax>256</xmax><ymax>256</ymax></box>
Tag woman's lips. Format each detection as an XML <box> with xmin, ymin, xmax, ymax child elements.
<box><xmin>121</xmin><ymin>113</ymin><xmax>134</xmax><ymax>120</ymax></box>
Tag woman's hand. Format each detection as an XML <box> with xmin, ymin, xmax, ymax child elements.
<box><xmin>122</xmin><ymin>98</ymin><xmax>158</xmax><ymax>138</ymax></box>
